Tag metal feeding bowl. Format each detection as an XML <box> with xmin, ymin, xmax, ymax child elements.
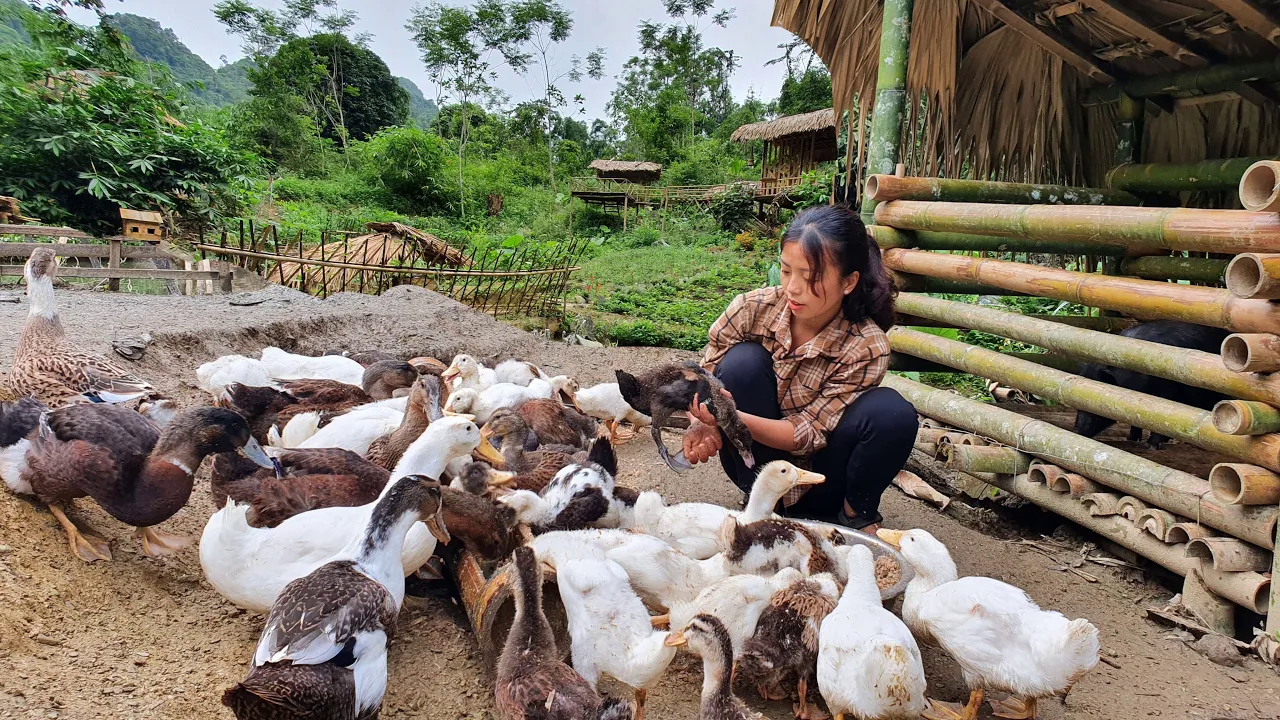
<box><xmin>797</xmin><ymin>519</ymin><xmax>915</xmax><ymax>601</ymax></box>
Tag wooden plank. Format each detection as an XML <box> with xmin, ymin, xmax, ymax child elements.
<box><xmin>1078</xmin><ymin>0</ymin><xmax>1205</xmax><ymax>65</ymax></box>
<box><xmin>0</xmin><ymin>242</ymin><xmax>178</xmax><ymax>260</ymax></box>
<box><xmin>0</xmin><ymin>224</ymin><xmax>93</xmax><ymax>239</ymax></box>
<box><xmin>1204</xmin><ymin>0</ymin><xmax>1280</xmax><ymax>46</ymax></box>
<box><xmin>978</xmin><ymin>0</ymin><xmax>1117</xmax><ymax>84</ymax></box>
<box><xmin>0</xmin><ymin>265</ymin><xmax>220</xmax><ymax>280</ymax></box>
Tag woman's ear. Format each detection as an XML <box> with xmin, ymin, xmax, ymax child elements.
<box><xmin>843</xmin><ymin>270</ymin><xmax>861</xmax><ymax>296</ymax></box>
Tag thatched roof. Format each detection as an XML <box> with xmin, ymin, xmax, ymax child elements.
<box><xmin>773</xmin><ymin>0</ymin><xmax>1280</xmax><ymax>188</ymax></box>
<box><xmin>365</xmin><ymin>222</ymin><xmax>469</xmax><ymax>267</ymax></box>
<box><xmin>730</xmin><ymin>108</ymin><xmax>837</xmax><ymax>142</ymax></box>
<box><xmin>589</xmin><ymin>159</ymin><xmax>663</xmax><ymax>183</ymax></box>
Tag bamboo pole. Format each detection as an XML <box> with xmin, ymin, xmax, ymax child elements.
<box><xmin>899</xmin><ymin>312</ymin><xmax>1137</xmax><ymax>333</ymax></box>
<box><xmin>1187</xmin><ymin>537</ymin><xmax>1272</xmax><ymax>573</ymax></box>
<box><xmin>1240</xmin><ymin>160</ymin><xmax>1280</xmax><ymax>213</ymax></box>
<box><xmin>884</xmin><ymin>374</ymin><xmax>1278</xmax><ymax>549</ymax></box>
<box><xmin>1226</xmin><ymin>253</ymin><xmax>1280</xmax><ymax>299</ymax></box>
<box><xmin>1209</xmin><ymin>463</ymin><xmax>1280</xmax><ymax>505</ymax></box>
<box><xmin>870</xmin><ymin>225</ymin><xmax>1128</xmax><ymax>255</ymax></box>
<box><xmin>1120</xmin><ymin>255</ymin><xmax>1227</xmax><ymax>284</ymax></box>
<box><xmin>875</xmin><ymin>201</ymin><xmax>1280</xmax><ymax>254</ymax></box>
<box><xmin>859</xmin><ymin>0</ymin><xmax>914</xmax><ymax>221</ymax></box>
<box><xmin>889</xmin><ymin>351</ymin><xmax>1080</xmax><ymax>374</ymax></box>
<box><xmin>980</xmin><ymin>471</ymin><xmax>1269</xmax><ymax>612</ymax></box>
<box><xmin>865</xmin><ymin>174</ymin><xmax>1139</xmax><ymax>206</ymax></box>
<box><xmin>1116</xmin><ymin>57</ymin><xmax>1280</xmax><ymax>99</ymax></box>
<box><xmin>1104</xmin><ymin>157</ymin><xmax>1276</xmax><ymax>193</ymax></box>
<box><xmin>894</xmin><ymin>293</ymin><xmax>1280</xmax><ymax>406</ymax></box>
<box><xmin>941</xmin><ymin>444</ymin><xmax>1032</xmax><ymax>474</ymax></box>
<box><xmin>1213</xmin><ymin>401</ymin><xmax>1280</xmax><ymax>436</ymax></box>
<box><xmin>889</xmin><ymin>326</ymin><xmax>1280</xmax><ymax>471</ymax></box>
<box><xmin>1222</xmin><ymin>333</ymin><xmax>1280</xmax><ymax>372</ymax></box>
<box><xmin>884</xmin><ymin>250</ymin><xmax>1280</xmax><ymax>333</ymax></box>
<box><xmin>890</xmin><ymin>271</ymin><xmax>1027</xmax><ymax>296</ymax></box>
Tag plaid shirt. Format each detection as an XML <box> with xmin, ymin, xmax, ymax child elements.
<box><xmin>702</xmin><ymin>287</ymin><xmax>891</xmax><ymax>505</ymax></box>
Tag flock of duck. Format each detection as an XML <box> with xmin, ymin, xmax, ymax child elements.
<box><xmin>0</xmin><ymin>247</ymin><xmax>1102</xmax><ymax>720</ymax></box>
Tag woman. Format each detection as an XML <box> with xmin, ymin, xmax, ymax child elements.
<box><xmin>683</xmin><ymin>205</ymin><xmax>917</xmax><ymax>531</ymax></box>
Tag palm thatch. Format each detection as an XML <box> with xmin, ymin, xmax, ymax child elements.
<box><xmin>588</xmin><ymin>159</ymin><xmax>663</xmax><ymax>183</ymax></box>
<box><xmin>730</xmin><ymin>108</ymin><xmax>837</xmax><ymax>142</ymax></box>
<box><xmin>364</xmin><ymin>222</ymin><xmax>469</xmax><ymax>267</ymax></box>
<box><xmin>773</xmin><ymin>0</ymin><xmax>1280</xmax><ymax>191</ymax></box>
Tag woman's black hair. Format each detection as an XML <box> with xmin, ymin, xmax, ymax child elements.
<box><xmin>781</xmin><ymin>205</ymin><xmax>896</xmax><ymax>331</ymax></box>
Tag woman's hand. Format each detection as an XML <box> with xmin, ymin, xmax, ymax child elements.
<box><xmin>683</xmin><ymin>391</ymin><xmax>729</xmax><ymax>465</ymax></box>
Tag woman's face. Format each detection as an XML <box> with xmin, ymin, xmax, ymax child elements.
<box><xmin>779</xmin><ymin>240</ymin><xmax>859</xmax><ymax>324</ymax></box>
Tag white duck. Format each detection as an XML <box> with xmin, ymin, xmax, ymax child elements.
<box><xmin>718</xmin><ymin>516</ymin><xmax>839</xmax><ymax>578</ymax></box>
<box><xmin>818</xmin><ymin>544</ymin><xmax>927</xmax><ymax>720</ymax></box>
<box><xmin>556</xmin><ymin>556</ymin><xmax>676</xmax><ymax>720</ymax></box>
<box><xmin>493</xmin><ymin>358</ymin><xmax>549</xmax><ymax>386</ymax></box>
<box><xmin>259</xmin><ymin>346</ymin><xmax>365</xmax><ymax>385</ymax></box>
<box><xmin>575</xmin><ymin>381</ymin><xmax>651</xmax><ymax>443</ymax></box>
<box><xmin>199</xmin><ymin>416</ymin><xmax>484</xmax><ymax>614</ymax></box>
<box><xmin>878</xmin><ymin>528</ymin><xmax>1100</xmax><ymax>720</ymax></box>
<box><xmin>441</xmin><ymin>354</ymin><xmax>497</xmax><ymax>392</ymax></box>
<box><xmin>667</xmin><ymin>567</ymin><xmax>804</xmax><ymax>658</ymax></box>
<box><xmin>443</xmin><ymin>376</ymin><xmax>578</xmax><ymax>424</ymax></box>
<box><xmin>196</xmin><ymin>354</ymin><xmax>275</xmax><ymax>401</ymax></box>
<box><xmin>294</xmin><ymin>404</ymin><xmax>404</xmax><ymax>454</ymax></box>
<box><xmin>499</xmin><ymin>441</ymin><xmax>616</xmax><ymax>532</ymax></box>
<box><xmin>630</xmin><ymin>461</ymin><xmax>824</xmax><ymax>559</ymax></box>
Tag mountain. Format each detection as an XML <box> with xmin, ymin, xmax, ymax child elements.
<box><xmin>397</xmin><ymin>77</ymin><xmax>439</xmax><ymax>128</ymax></box>
<box><xmin>0</xmin><ymin>0</ymin><xmax>30</xmax><ymax>45</ymax></box>
<box><xmin>104</xmin><ymin>13</ymin><xmax>252</xmax><ymax>105</ymax></box>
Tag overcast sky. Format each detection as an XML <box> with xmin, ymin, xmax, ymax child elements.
<box><xmin>68</xmin><ymin>0</ymin><xmax>798</xmax><ymax>121</ymax></box>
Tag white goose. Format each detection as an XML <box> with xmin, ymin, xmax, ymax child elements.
<box><xmin>259</xmin><ymin>347</ymin><xmax>365</xmax><ymax>385</ymax></box>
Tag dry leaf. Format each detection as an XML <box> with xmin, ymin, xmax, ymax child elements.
<box><xmin>892</xmin><ymin>470</ymin><xmax>952</xmax><ymax>511</ymax></box>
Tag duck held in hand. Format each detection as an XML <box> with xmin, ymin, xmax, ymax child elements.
<box><xmin>616</xmin><ymin>362</ymin><xmax>752</xmax><ymax>472</ymax></box>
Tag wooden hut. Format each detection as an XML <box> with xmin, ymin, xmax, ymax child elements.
<box><xmin>730</xmin><ymin>108</ymin><xmax>839</xmax><ymax>196</ymax></box>
<box><xmin>587</xmin><ymin>159</ymin><xmax>663</xmax><ymax>184</ymax></box>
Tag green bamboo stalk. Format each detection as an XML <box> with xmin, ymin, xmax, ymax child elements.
<box><xmin>1113</xmin><ymin>93</ymin><xmax>1143</xmax><ymax>166</ymax></box>
<box><xmin>859</xmin><ymin>0</ymin><xmax>914</xmax><ymax>220</ymax></box>
<box><xmin>941</xmin><ymin>444</ymin><xmax>1032</xmax><ymax>474</ymax></box>
<box><xmin>865</xmin><ymin>175</ymin><xmax>1139</xmax><ymax>206</ymax></box>
<box><xmin>883</xmin><ymin>373</ymin><xmax>1277</xmax><ymax>549</ymax></box>
<box><xmin>1106</xmin><ymin>157</ymin><xmax>1277</xmax><ymax>193</ymax></box>
<box><xmin>1213</xmin><ymin>401</ymin><xmax>1280</xmax><ymax>436</ymax></box>
<box><xmin>870</xmin><ymin>225</ymin><xmax>1128</xmax><ymax>255</ymax></box>
<box><xmin>1119</xmin><ymin>255</ymin><xmax>1228</xmax><ymax>284</ymax></box>
<box><xmin>889</xmin><ymin>351</ymin><xmax>1080</xmax><ymax>374</ymax></box>
<box><xmin>890</xmin><ymin>272</ymin><xmax>1027</xmax><ymax>296</ymax></box>
<box><xmin>1120</xmin><ymin>56</ymin><xmax>1280</xmax><ymax>99</ymax></box>
<box><xmin>888</xmin><ymin>326</ymin><xmax>1280</xmax><ymax>472</ymax></box>
<box><xmin>898</xmin><ymin>313</ymin><xmax>1136</xmax><ymax>333</ymax></box>
<box><xmin>893</xmin><ymin>293</ymin><xmax>1280</xmax><ymax>406</ymax></box>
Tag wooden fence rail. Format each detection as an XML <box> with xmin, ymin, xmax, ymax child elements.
<box><xmin>2</xmin><ymin>227</ymin><xmax>233</xmax><ymax>292</ymax></box>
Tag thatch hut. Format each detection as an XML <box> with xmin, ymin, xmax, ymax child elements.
<box><xmin>271</xmin><ymin>222</ymin><xmax>468</xmax><ymax>296</ymax></box>
<box><xmin>588</xmin><ymin>159</ymin><xmax>663</xmax><ymax>184</ymax></box>
<box><xmin>731</xmin><ymin>108</ymin><xmax>839</xmax><ymax>194</ymax></box>
<box><xmin>772</xmin><ymin>0</ymin><xmax>1280</xmax><ymax>196</ymax></box>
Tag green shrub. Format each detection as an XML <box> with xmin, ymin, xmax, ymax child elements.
<box><xmin>708</xmin><ymin>184</ymin><xmax>755</xmax><ymax>232</ymax></box>
<box><xmin>351</xmin><ymin>125</ymin><xmax>449</xmax><ymax>213</ymax></box>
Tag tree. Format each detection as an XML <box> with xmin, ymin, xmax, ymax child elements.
<box><xmin>775</xmin><ymin>66</ymin><xmax>831</xmax><ymax>116</ymax></box>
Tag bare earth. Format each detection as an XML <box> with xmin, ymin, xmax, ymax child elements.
<box><xmin>1</xmin><ymin>284</ymin><xmax>1278</xmax><ymax>720</ymax></box>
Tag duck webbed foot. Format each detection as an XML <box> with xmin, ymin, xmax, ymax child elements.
<box><xmin>650</xmin><ymin>424</ymin><xmax>691</xmax><ymax>473</ymax></box>
<box><xmin>50</xmin><ymin>504</ymin><xmax>112</xmax><ymax>562</ymax></box>
<box><xmin>634</xmin><ymin>688</ymin><xmax>647</xmax><ymax>720</ymax></box>
<box><xmin>923</xmin><ymin>689</ymin><xmax>984</xmax><ymax>720</ymax></box>
<box><xmin>612</xmin><ymin>421</ymin><xmax>637</xmax><ymax>444</ymax></box>
<box><xmin>989</xmin><ymin>696</ymin><xmax>1036</xmax><ymax>719</ymax></box>
<box><xmin>134</xmin><ymin>526</ymin><xmax>190</xmax><ymax>558</ymax></box>
<box><xmin>649</xmin><ymin>614</ymin><xmax>669</xmax><ymax>628</ymax></box>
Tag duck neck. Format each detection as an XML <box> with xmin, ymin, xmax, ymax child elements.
<box><xmin>499</xmin><ymin>559</ymin><xmax>556</xmax><ymax>680</ymax></box>
<box><xmin>346</xmin><ymin>478</ymin><xmax>428</xmax><ymax>584</ymax></box>
<box><xmin>699</xmin><ymin>637</ymin><xmax>735</xmax><ymax>707</ymax></box>
<box><xmin>386</xmin><ymin>401</ymin><xmax>430</xmax><ymax>457</ymax></box>
<box><xmin>387</xmin><ymin>434</ymin><xmax>455</xmax><ymax>492</ymax></box>
<box><xmin>743</xmin><ymin>479</ymin><xmax>786</xmax><ymax>520</ymax></box>
<box><xmin>26</xmin><ymin>274</ymin><xmax>57</xmax><ymax>321</ymax></box>
<box><xmin>903</xmin><ymin>551</ymin><xmax>958</xmax><ymax>617</ymax></box>
<box><xmin>837</xmin><ymin>564</ymin><xmax>882</xmax><ymax>610</ymax></box>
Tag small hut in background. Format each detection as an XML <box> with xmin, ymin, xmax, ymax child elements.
<box><xmin>731</xmin><ymin>108</ymin><xmax>838</xmax><ymax>198</ymax></box>
<box><xmin>587</xmin><ymin>159</ymin><xmax>664</xmax><ymax>185</ymax></box>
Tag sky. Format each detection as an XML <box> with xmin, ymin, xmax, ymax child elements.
<box><xmin>68</xmin><ymin>0</ymin><xmax>798</xmax><ymax>121</ymax></box>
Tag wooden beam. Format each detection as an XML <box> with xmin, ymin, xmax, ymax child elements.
<box><xmin>0</xmin><ymin>265</ymin><xmax>221</xmax><ymax>281</ymax></box>
<box><xmin>1079</xmin><ymin>0</ymin><xmax>1206</xmax><ymax>66</ymax></box>
<box><xmin>0</xmin><ymin>242</ymin><xmax>179</xmax><ymax>260</ymax></box>
<box><xmin>977</xmin><ymin>0</ymin><xmax>1117</xmax><ymax>84</ymax></box>
<box><xmin>1205</xmin><ymin>0</ymin><xmax>1280</xmax><ymax>46</ymax></box>
<box><xmin>0</xmin><ymin>224</ymin><xmax>93</xmax><ymax>239</ymax></box>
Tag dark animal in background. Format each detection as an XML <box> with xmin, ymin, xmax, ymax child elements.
<box><xmin>616</xmin><ymin>362</ymin><xmax>753</xmax><ymax>473</ymax></box>
<box><xmin>1074</xmin><ymin>321</ymin><xmax>1228</xmax><ymax>449</ymax></box>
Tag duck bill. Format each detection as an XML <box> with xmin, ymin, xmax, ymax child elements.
<box><xmin>487</xmin><ymin>469</ymin><xmax>517</xmax><ymax>488</ymax></box>
<box><xmin>239</xmin><ymin>437</ymin><xmax>275</xmax><ymax>469</ymax></box>
<box><xmin>795</xmin><ymin>469</ymin><xmax>826</xmax><ymax>486</ymax></box>
<box><xmin>441</xmin><ymin>366</ymin><xmax>461</xmax><ymax>382</ymax></box>
<box><xmin>663</xmin><ymin>631</ymin><xmax>687</xmax><ymax>647</ymax></box>
<box><xmin>876</xmin><ymin>528</ymin><xmax>904</xmax><ymax>548</ymax></box>
<box><xmin>425</xmin><ymin>511</ymin><xmax>451</xmax><ymax>545</ymax></box>
<box><xmin>476</xmin><ymin>435</ymin><xmax>505</xmax><ymax>465</ymax></box>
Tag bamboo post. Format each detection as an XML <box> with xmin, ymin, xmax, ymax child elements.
<box><xmin>1240</xmin><ymin>160</ymin><xmax>1280</xmax><ymax>212</ymax></box>
<box><xmin>1210</xmin><ymin>463</ymin><xmax>1280</xmax><ymax>505</ymax></box>
<box><xmin>888</xmin><ymin>326</ymin><xmax>1280</xmax><ymax>472</ymax></box>
<box><xmin>894</xmin><ymin>293</ymin><xmax>1280</xmax><ymax>406</ymax></box>
<box><xmin>1105</xmin><ymin>157</ymin><xmax>1275</xmax><ymax>193</ymax></box>
<box><xmin>1213</xmin><ymin>401</ymin><xmax>1280</xmax><ymax>436</ymax></box>
<box><xmin>884</xmin><ymin>250</ymin><xmax>1280</xmax><ymax>333</ymax></box>
<box><xmin>1120</xmin><ymin>255</ymin><xmax>1227</xmax><ymax>284</ymax></box>
<box><xmin>864</xmin><ymin>174</ymin><xmax>1139</xmax><ymax>206</ymax></box>
<box><xmin>1222</xmin><ymin>333</ymin><xmax>1280</xmax><ymax>372</ymax></box>
<box><xmin>941</xmin><ymin>444</ymin><xmax>1031</xmax><ymax>474</ymax></box>
<box><xmin>107</xmin><ymin>238</ymin><xmax>121</xmax><ymax>292</ymax></box>
<box><xmin>875</xmin><ymin>201</ymin><xmax>1280</xmax><ymax>255</ymax></box>
<box><xmin>882</xmin><ymin>374</ymin><xmax>1278</xmax><ymax>549</ymax></box>
<box><xmin>859</xmin><ymin>0</ymin><xmax>914</xmax><ymax>221</ymax></box>
<box><xmin>1226</xmin><ymin>253</ymin><xmax>1280</xmax><ymax>299</ymax></box>
<box><xmin>870</xmin><ymin>225</ymin><xmax>1129</xmax><ymax>255</ymax></box>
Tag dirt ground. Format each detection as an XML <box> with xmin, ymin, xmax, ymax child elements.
<box><xmin>1</xmin><ymin>284</ymin><xmax>1278</xmax><ymax>720</ymax></box>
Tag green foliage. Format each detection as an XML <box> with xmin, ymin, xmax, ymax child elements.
<box><xmin>786</xmin><ymin>169</ymin><xmax>836</xmax><ymax>211</ymax></box>
<box><xmin>397</xmin><ymin>76</ymin><xmax>439</xmax><ymax>127</ymax></box>
<box><xmin>351</xmin><ymin>125</ymin><xmax>449</xmax><ymax>212</ymax></box>
<box><xmin>776</xmin><ymin>66</ymin><xmax>832</xmax><ymax>116</ymax></box>
<box><xmin>707</xmin><ymin>184</ymin><xmax>754</xmax><ymax>232</ymax></box>
<box><xmin>105</xmin><ymin>13</ymin><xmax>251</xmax><ymax>105</ymax></box>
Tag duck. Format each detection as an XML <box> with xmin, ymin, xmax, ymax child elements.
<box><xmin>630</xmin><ymin>461</ymin><xmax>825</xmax><ymax>559</ymax></box>
<box><xmin>667</xmin><ymin>567</ymin><xmax>805</xmax><ymax>659</ymax></box>
<box><xmin>719</xmin><ymin>516</ymin><xmax>840</xmax><ymax>578</ymax></box>
<box><xmin>494</xmin><ymin>546</ymin><xmax>636</xmax><ymax>720</ymax></box>
<box><xmin>442</xmin><ymin>354</ymin><xmax>497</xmax><ymax>392</ymax></box>
<box><xmin>498</xmin><ymin>439</ymin><xmax>618</xmax><ymax>533</ymax></box>
<box><xmin>196</xmin><ymin>355</ymin><xmax>275</xmax><ymax>402</ymax></box>
<box><xmin>877</xmin><ymin>528</ymin><xmax>1100</xmax><ymax>720</ymax></box>
<box><xmin>575</xmin><ymin>381</ymin><xmax>651</xmax><ymax>445</ymax></box>
<box><xmin>293</xmin><ymin>402</ymin><xmax>406</xmax><ymax>455</ymax></box>
<box><xmin>450</xmin><ymin>460</ymin><xmax>517</xmax><ymax>496</ymax></box>
<box><xmin>223</xmin><ymin>474</ymin><xmax>448</xmax><ymax>720</ymax></box>
<box><xmin>617</xmin><ymin>362</ymin><xmax>752</xmax><ymax>472</ymax></box>
<box><xmin>817</xmin><ymin>544</ymin><xmax>926</xmax><ymax>720</ymax></box>
<box><xmin>443</xmin><ymin>376</ymin><xmax>576</xmax><ymax>424</ymax></box>
<box><xmin>8</xmin><ymin>248</ymin><xmax>154</xmax><ymax>408</ymax></box>
<box><xmin>1</xmin><ymin>396</ymin><xmax>45</xmax><ymax>495</ymax></box>
<box><xmin>483</xmin><ymin>412</ymin><xmax>592</xmax><ymax>492</ymax></box>
<box><xmin>367</xmin><ymin>376</ymin><xmax>442</xmax><ymax>470</ymax></box>
<box><xmin>603</xmin><ymin>532</ymin><xmax>730</xmax><ymax>611</ymax></box>
<box><xmin>437</xmin><ymin>485</ymin><xmax>520</xmax><ymax>559</ymax></box>
<box><xmin>556</xmin><ymin>556</ymin><xmax>676</xmax><ymax>720</ymax></box>
<box><xmin>339</xmin><ymin>349</ymin><xmax>400</xmax><ymax>367</ymax></box>
<box><xmin>515</xmin><ymin>395</ymin><xmax>599</xmax><ymax>450</ymax></box>
<box><xmin>492</xmin><ymin>358</ymin><xmax>550</xmax><ymax>387</ymax></box>
<box><xmin>283</xmin><ymin>360</ymin><xmax>419</xmax><ymax>403</ymax></box>
<box><xmin>199</xmin><ymin>415</ymin><xmax>486</xmax><ymax>613</ymax></box>
<box><xmin>665</xmin><ymin>613</ymin><xmax>763</xmax><ymax>720</ymax></box>
<box><xmin>210</xmin><ymin>447</ymin><xmax>389</xmax><ymax>527</ymax></box>
<box><xmin>738</xmin><ymin>573</ymin><xmax>841</xmax><ymax>718</ymax></box>
<box><xmin>18</xmin><ymin>403</ymin><xmax>272</xmax><ymax>561</ymax></box>
<box><xmin>409</xmin><ymin>356</ymin><xmax>448</xmax><ymax>376</ymax></box>
<box><xmin>259</xmin><ymin>347</ymin><xmax>365</xmax><ymax>386</ymax></box>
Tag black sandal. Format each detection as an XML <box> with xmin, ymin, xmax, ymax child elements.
<box><xmin>836</xmin><ymin>508</ymin><xmax>883</xmax><ymax>531</ymax></box>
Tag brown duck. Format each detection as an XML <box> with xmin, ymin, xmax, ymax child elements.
<box><xmin>616</xmin><ymin>362</ymin><xmax>753</xmax><ymax>472</ymax></box>
<box><xmin>516</xmin><ymin>395</ymin><xmax>600</xmax><ymax>450</ymax></box>
<box><xmin>211</xmin><ymin>447</ymin><xmax>390</xmax><ymax>528</ymax></box>
<box><xmin>366</xmin><ymin>376</ymin><xmax>442</xmax><ymax>470</ymax></box>
<box><xmin>737</xmin><ymin>575</ymin><xmax>841</xmax><ymax>720</ymax></box>
<box><xmin>483</xmin><ymin>412</ymin><xmax>589</xmax><ymax>492</ymax></box>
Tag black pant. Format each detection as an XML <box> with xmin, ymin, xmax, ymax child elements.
<box><xmin>714</xmin><ymin>342</ymin><xmax>917</xmax><ymax>525</ymax></box>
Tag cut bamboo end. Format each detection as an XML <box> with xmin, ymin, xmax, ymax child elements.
<box><xmin>1186</xmin><ymin>537</ymin><xmax>1273</xmax><ymax>573</ymax></box>
<box><xmin>1137</xmin><ymin>508</ymin><xmax>1178</xmax><ymax>540</ymax></box>
<box><xmin>1081</xmin><ymin>492</ymin><xmax>1121</xmax><ymax>517</ymax></box>
<box><xmin>1198</xmin><ymin>564</ymin><xmax>1270</xmax><ymax>615</ymax></box>
<box><xmin>917</xmin><ymin>428</ymin><xmax>947</xmax><ymax>443</ymax></box>
<box><xmin>1167</xmin><ymin>522</ymin><xmax>1214</xmax><ymax>544</ymax></box>
<box><xmin>914</xmin><ymin>441</ymin><xmax>938</xmax><ymax>458</ymax></box>
<box><xmin>1209</xmin><ymin>463</ymin><xmax>1280</xmax><ymax>505</ymax></box>
<box><xmin>938</xmin><ymin>432</ymin><xmax>987</xmax><ymax>446</ymax></box>
<box><xmin>1240</xmin><ymin>160</ymin><xmax>1280</xmax><ymax>213</ymax></box>
<box><xmin>942</xmin><ymin>444</ymin><xmax>1030</xmax><ymax>474</ymax></box>
<box><xmin>1050</xmin><ymin>472</ymin><xmax>1099</xmax><ymax>497</ymax></box>
<box><xmin>1212</xmin><ymin>400</ymin><xmax>1280</xmax><ymax>435</ymax></box>
<box><xmin>1027</xmin><ymin>463</ymin><xmax>1055</xmax><ymax>484</ymax></box>
<box><xmin>1117</xmin><ymin>496</ymin><xmax>1148</xmax><ymax>522</ymax></box>
<box><xmin>1221</xmin><ymin>333</ymin><xmax>1280</xmax><ymax>373</ymax></box>
<box><xmin>1226</xmin><ymin>253</ymin><xmax>1280</xmax><ymax>299</ymax></box>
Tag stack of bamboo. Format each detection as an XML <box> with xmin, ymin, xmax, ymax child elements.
<box><xmin>868</xmin><ymin>162</ymin><xmax>1280</xmax><ymax>638</ymax></box>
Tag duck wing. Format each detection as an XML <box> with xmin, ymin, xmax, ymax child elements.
<box><xmin>496</xmin><ymin>663</ymin><xmax>603</xmax><ymax>720</ymax></box>
<box><xmin>0</xmin><ymin>397</ymin><xmax>44</xmax><ymax>447</ymax></box>
<box><xmin>255</xmin><ymin>560</ymin><xmax>396</xmax><ymax>667</ymax></box>
<box><xmin>280</xmin><ymin>380</ymin><xmax>372</xmax><ymax>407</ymax></box>
<box><xmin>278</xmin><ymin>449</ymin><xmax>390</xmax><ymax>486</ymax></box>
<box><xmin>46</xmin><ymin>403</ymin><xmax>159</xmax><ymax>464</ymax></box>
<box><xmin>11</xmin><ymin>352</ymin><xmax>152</xmax><ymax>406</ymax></box>
<box><xmin>248</xmin><ymin>474</ymin><xmax>372</xmax><ymax>527</ymax></box>
<box><xmin>223</xmin><ymin>661</ymin><xmax>357</xmax><ymax>720</ymax></box>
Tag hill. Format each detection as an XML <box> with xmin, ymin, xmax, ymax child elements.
<box><xmin>397</xmin><ymin>76</ymin><xmax>439</xmax><ymax>128</ymax></box>
<box><xmin>105</xmin><ymin>13</ymin><xmax>252</xmax><ymax>105</ymax></box>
